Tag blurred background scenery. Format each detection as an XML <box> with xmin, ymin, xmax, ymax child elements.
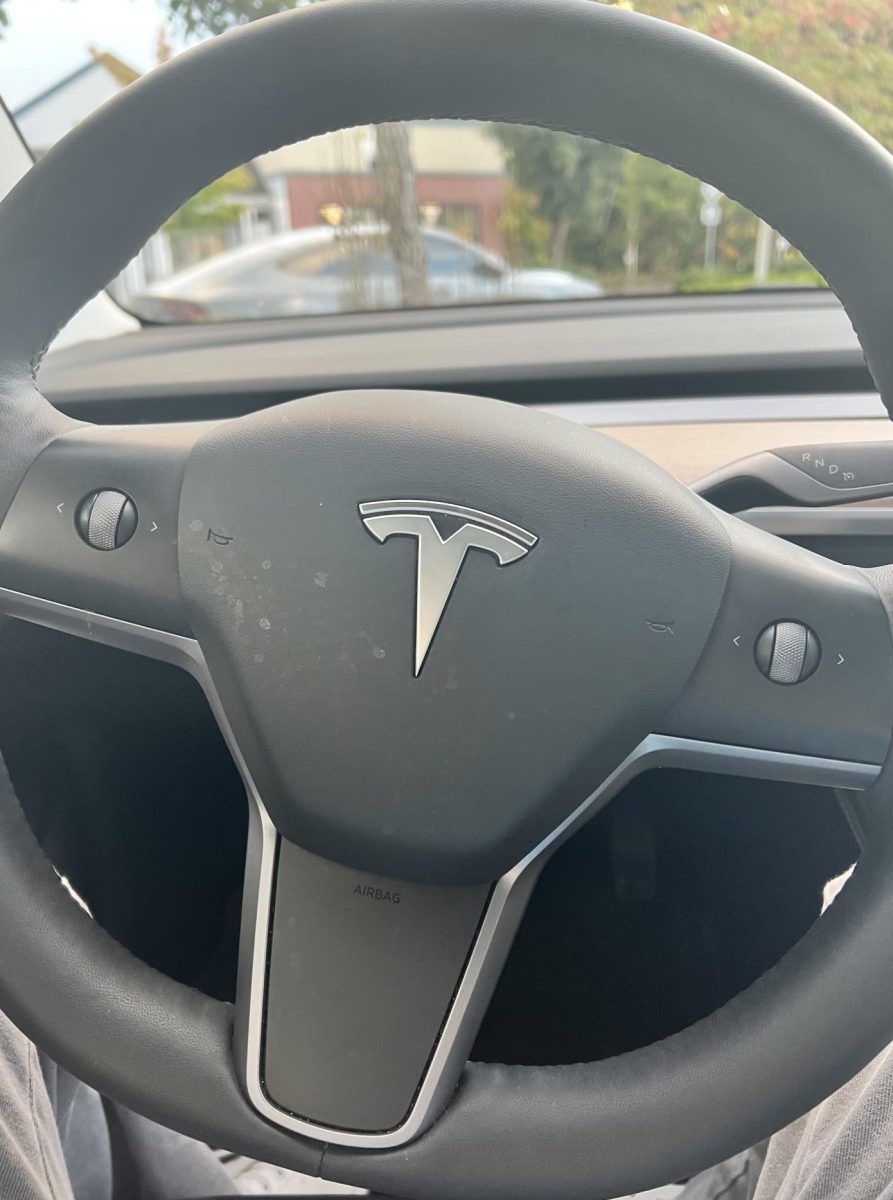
<box><xmin>1</xmin><ymin>0</ymin><xmax>889</xmax><ymax>321</ymax></box>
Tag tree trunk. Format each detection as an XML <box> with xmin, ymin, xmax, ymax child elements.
<box><xmin>374</xmin><ymin>123</ymin><xmax>429</xmax><ymax>307</ymax></box>
<box><xmin>548</xmin><ymin>213</ymin><xmax>572</xmax><ymax>267</ymax></box>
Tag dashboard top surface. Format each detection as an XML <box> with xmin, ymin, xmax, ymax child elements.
<box><xmin>39</xmin><ymin>291</ymin><xmax>867</xmax><ymax>417</ymax></box>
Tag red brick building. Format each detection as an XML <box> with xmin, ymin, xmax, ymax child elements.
<box><xmin>257</xmin><ymin>122</ymin><xmax>508</xmax><ymax>255</ymax></box>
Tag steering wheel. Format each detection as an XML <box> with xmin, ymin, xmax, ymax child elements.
<box><xmin>2</xmin><ymin>1</ymin><xmax>893</xmax><ymax>1196</ymax></box>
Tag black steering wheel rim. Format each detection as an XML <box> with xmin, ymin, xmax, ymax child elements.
<box><xmin>2</xmin><ymin>3</ymin><xmax>893</xmax><ymax>1197</ymax></box>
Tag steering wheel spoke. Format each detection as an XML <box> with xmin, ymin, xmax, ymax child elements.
<box><xmin>658</xmin><ymin>514</ymin><xmax>893</xmax><ymax>787</ymax></box>
<box><xmin>0</xmin><ymin>419</ymin><xmax>202</xmax><ymax>640</ymax></box>
<box><xmin>235</xmin><ymin>811</ymin><xmax>496</xmax><ymax>1146</ymax></box>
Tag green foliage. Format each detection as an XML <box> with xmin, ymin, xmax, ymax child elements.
<box><xmin>630</xmin><ymin>0</ymin><xmax>893</xmax><ymax>149</ymax></box>
<box><xmin>677</xmin><ymin>267</ymin><xmax>826</xmax><ymax>293</ymax></box>
<box><xmin>493</xmin><ymin>125</ymin><xmax>622</xmax><ymax>233</ymax></box>
<box><xmin>165</xmin><ymin>0</ymin><xmax>303</xmax><ymax>37</ymax></box>
<box><xmin>491</xmin><ymin>124</ymin><xmax>622</xmax><ymax>266</ymax></box>
<box><xmin>494</xmin><ymin>0</ymin><xmax>892</xmax><ymax>289</ymax></box>
<box><xmin>163</xmin><ymin>165</ymin><xmax>255</xmax><ymax>232</ymax></box>
<box><xmin>499</xmin><ymin>184</ymin><xmax>551</xmax><ymax>267</ymax></box>
<box><xmin>610</xmin><ymin>155</ymin><xmax>702</xmax><ymax>281</ymax></box>
<box><xmin>595</xmin><ymin>0</ymin><xmax>887</xmax><ymax>288</ymax></box>
<box><xmin>492</xmin><ymin>95</ymin><xmax>754</xmax><ymax>287</ymax></box>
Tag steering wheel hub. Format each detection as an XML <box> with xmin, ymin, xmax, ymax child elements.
<box><xmin>178</xmin><ymin>388</ymin><xmax>730</xmax><ymax>882</ymax></box>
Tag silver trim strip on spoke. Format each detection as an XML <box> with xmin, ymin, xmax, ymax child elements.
<box><xmin>0</xmin><ymin>586</ymin><xmax>202</xmax><ymax>671</ymax></box>
<box><xmin>0</xmin><ymin>585</ymin><xmax>881</xmax><ymax>1148</ymax></box>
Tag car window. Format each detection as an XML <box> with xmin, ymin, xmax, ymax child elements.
<box><xmin>361</xmin><ymin>236</ymin><xmax>397</xmax><ymax>279</ymax></box>
<box><xmin>424</xmin><ymin>237</ymin><xmax>480</xmax><ymax>277</ymax></box>
<box><xmin>279</xmin><ymin>240</ymin><xmax>358</xmax><ymax>280</ymax></box>
<box><xmin>0</xmin><ymin>0</ymin><xmax>861</xmax><ymax>325</ymax></box>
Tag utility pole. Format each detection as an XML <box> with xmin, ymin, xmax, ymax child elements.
<box><xmin>699</xmin><ymin>182</ymin><xmax>722</xmax><ymax>271</ymax></box>
<box><xmin>753</xmin><ymin>218</ymin><xmax>773</xmax><ymax>285</ymax></box>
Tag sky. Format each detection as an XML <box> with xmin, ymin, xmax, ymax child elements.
<box><xmin>0</xmin><ymin>0</ymin><xmax>184</xmax><ymax>111</ymax></box>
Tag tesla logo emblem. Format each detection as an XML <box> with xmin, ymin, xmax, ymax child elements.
<box><xmin>359</xmin><ymin>500</ymin><xmax>537</xmax><ymax>675</ymax></box>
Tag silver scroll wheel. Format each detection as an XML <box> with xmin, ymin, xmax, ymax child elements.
<box><xmin>76</xmin><ymin>489</ymin><xmax>138</xmax><ymax>550</ymax></box>
<box><xmin>754</xmin><ymin>620</ymin><xmax>822</xmax><ymax>685</ymax></box>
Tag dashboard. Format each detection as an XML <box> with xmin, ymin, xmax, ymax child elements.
<box><xmin>40</xmin><ymin>290</ymin><xmax>874</xmax><ymax>422</ymax></box>
<box><xmin>39</xmin><ymin>287</ymin><xmax>893</xmax><ymax>565</ymax></box>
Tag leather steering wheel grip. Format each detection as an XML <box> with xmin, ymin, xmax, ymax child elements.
<box><xmin>5</xmin><ymin>734</ymin><xmax>893</xmax><ymax>1200</ymax></box>
<box><xmin>2</xmin><ymin>1</ymin><xmax>893</xmax><ymax>1196</ymax></box>
<box><xmin>0</xmin><ymin>757</ymin><xmax>327</xmax><ymax>1178</ymax></box>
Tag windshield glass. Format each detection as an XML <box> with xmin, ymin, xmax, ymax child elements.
<box><xmin>0</xmin><ymin>0</ymin><xmax>874</xmax><ymax>323</ymax></box>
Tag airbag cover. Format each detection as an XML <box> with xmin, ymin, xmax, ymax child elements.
<box><xmin>178</xmin><ymin>391</ymin><xmax>730</xmax><ymax>883</ymax></box>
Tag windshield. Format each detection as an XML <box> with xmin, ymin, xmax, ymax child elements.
<box><xmin>0</xmin><ymin>0</ymin><xmax>874</xmax><ymax>324</ymax></box>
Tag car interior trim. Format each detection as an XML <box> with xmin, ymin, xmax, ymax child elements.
<box><xmin>739</xmin><ymin>505</ymin><xmax>893</xmax><ymax>537</ymax></box>
<box><xmin>538</xmin><ymin>392</ymin><xmax>887</xmax><ymax>428</ymax></box>
<box><xmin>697</xmin><ymin>451</ymin><xmax>893</xmax><ymax>508</ymax></box>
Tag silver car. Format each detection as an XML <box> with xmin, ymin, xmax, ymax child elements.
<box><xmin>130</xmin><ymin>224</ymin><xmax>603</xmax><ymax>322</ymax></box>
